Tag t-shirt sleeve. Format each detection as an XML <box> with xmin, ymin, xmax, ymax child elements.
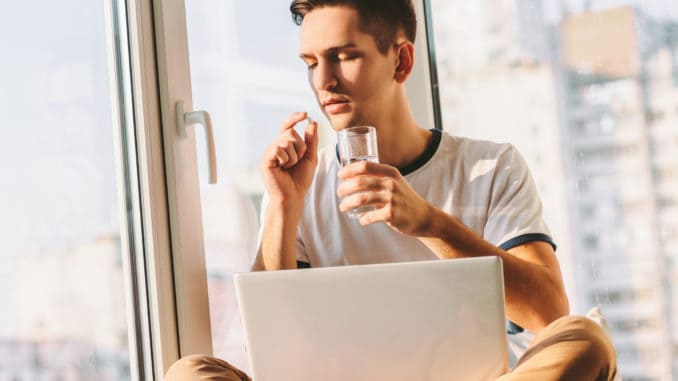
<box><xmin>483</xmin><ymin>145</ymin><xmax>556</xmax><ymax>251</ymax></box>
<box><xmin>254</xmin><ymin>192</ymin><xmax>310</xmax><ymax>268</ymax></box>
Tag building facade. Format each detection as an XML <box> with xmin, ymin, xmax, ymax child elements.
<box><xmin>431</xmin><ymin>1</ymin><xmax>678</xmax><ymax>379</ymax></box>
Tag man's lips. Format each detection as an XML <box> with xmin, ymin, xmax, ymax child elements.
<box><xmin>322</xmin><ymin>99</ymin><xmax>351</xmax><ymax>114</ymax></box>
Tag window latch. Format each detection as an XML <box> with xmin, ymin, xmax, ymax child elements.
<box><xmin>175</xmin><ymin>100</ymin><xmax>218</xmax><ymax>184</ymax></box>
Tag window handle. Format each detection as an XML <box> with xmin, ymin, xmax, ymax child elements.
<box><xmin>176</xmin><ymin>101</ymin><xmax>218</xmax><ymax>184</ymax></box>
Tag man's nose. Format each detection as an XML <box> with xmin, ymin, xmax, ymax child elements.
<box><xmin>312</xmin><ymin>62</ymin><xmax>338</xmax><ymax>91</ymax></box>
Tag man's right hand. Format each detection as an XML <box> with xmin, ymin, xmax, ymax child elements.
<box><xmin>260</xmin><ymin>112</ymin><xmax>319</xmax><ymax>208</ymax></box>
<box><xmin>255</xmin><ymin>112</ymin><xmax>318</xmax><ymax>271</ymax></box>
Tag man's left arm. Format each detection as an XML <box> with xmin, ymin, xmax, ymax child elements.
<box><xmin>337</xmin><ymin>161</ymin><xmax>569</xmax><ymax>332</ymax></box>
<box><xmin>419</xmin><ymin>207</ymin><xmax>569</xmax><ymax>332</ymax></box>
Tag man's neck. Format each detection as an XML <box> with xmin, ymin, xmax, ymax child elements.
<box><xmin>374</xmin><ymin>93</ymin><xmax>432</xmax><ymax>170</ymax></box>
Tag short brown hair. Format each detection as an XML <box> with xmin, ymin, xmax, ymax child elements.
<box><xmin>290</xmin><ymin>0</ymin><xmax>417</xmax><ymax>54</ymax></box>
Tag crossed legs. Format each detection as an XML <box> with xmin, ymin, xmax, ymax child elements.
<box><xmin>166</xmin><ymin>316</ymin><xmax>617</xmax><ymax>381</ymax></box>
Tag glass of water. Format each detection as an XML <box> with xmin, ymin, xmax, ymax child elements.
<box><xmin>337</xmin><ymin>126</ymin><xmax>380</xmax><ymax>218</ymax></box>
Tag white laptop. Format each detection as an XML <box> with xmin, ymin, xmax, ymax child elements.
<box><xmin>234</xmin><ymin>257</ymin><xmax>509</xmax><ymax>381</ymax></box>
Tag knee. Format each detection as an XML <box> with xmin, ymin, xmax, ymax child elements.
<box><xmin>549</xmin><ymin>316</ymin><xmax>617</xmax><ymax>377</ymax></box>
<box><xmin>165</xmin><ymin>354</ymin><xmax>250</xmax><ymax>381</ymax></box>
<box><xmin>165</xmin><ymin>355</ymin><xmax>209</xmax><ymax>381</ymax></box>
<box><xmin>573</xmin><ymin>317</ymin><xmax>615</xmax><ymax>356</ymax></box>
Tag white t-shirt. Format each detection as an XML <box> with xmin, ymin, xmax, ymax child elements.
<box><xmin>257</xmin><ymin>129</ymin><xmax>555</xmax><ymax>367</ymax></box>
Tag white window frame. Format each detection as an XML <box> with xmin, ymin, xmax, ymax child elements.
<box><xmin>147</xmin><ymin>0</ymin><xmax>214</xmax><ymax>361</ymax></box>
<box><xmin>116</xmin><ymin>0</ymin><xmax>214</xmax><ymax>376</ymax></box>
<box><xmin>105</xmin><ymin>0</ymin><xmax>156</xmax><ymax>379</ymax></box>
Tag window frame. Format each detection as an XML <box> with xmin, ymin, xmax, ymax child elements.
<box><xmin>114</xmin><ymin>0</ymin><xmax>214</xmax><ymax>376</ymax></box>
<box><xmin>145</xmin><ymin>0</ymin><xmax>215</xmax><ymax>362</ymax></box>
<box><xmin>104</xmin><ymin>0</ymin><xmax>156</xmax><ymax>379</ymax></box>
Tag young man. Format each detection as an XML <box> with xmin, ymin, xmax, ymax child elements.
<box><xmin>167</xmin><ymin>1</ymin><xmax>617</xmax><ymax>379</ymax></box>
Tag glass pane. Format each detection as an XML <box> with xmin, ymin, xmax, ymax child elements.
<box><xmin>429</xmin><ymin>1</ymin><xmax>678</xmax><ymax>380</ymax></box>
<box><xmin>0</xmin><ymin>1</ymin><xmax>137</xmax><ymax>379</ymax></box>
<box><xmin>185</xmin><ymin>0</ymin><xmax>334</xmax><ymax>372</ymax></box>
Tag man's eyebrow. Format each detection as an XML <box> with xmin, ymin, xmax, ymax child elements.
<box><xmin>299</xmin><ymin>43</ymin><xmax>358</xmax><ymax>59</ymax></box>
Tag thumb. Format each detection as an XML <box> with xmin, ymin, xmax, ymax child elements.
<box><xmin>304</xmin><ymin>121</ymin><xmax>319</xmax><ymax>161</ymax></box>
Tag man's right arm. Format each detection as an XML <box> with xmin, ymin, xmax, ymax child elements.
<box><xmin>252</xmin><ymin>112</ymin><xmax>318</xmax><ymax>271</ymax></box>
<box><xmin>252</xmin><ymin>199</ymin><xmax>304</xmax><ymax>271</ymax></box>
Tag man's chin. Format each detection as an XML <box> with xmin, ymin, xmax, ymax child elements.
<box><xmin>327</xmin><ymin>114</ymin><xmax>361</xmax><ymax>131</ymax></box>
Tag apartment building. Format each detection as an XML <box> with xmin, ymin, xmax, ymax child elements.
<box><xmin>432</xmin><ymin>1</ymin><xmax>678</xmax><ymax>379</ymax></box>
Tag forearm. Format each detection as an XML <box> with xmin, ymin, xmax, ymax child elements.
<box><xmin>253</xmin><ymin>200</ymin><xmax>303</xmax><ymax>271</ymax></box>
<box><xmin>418</xmin><ymin>206</ymin><xmax>569</xmax><ymax>331</ymax></box>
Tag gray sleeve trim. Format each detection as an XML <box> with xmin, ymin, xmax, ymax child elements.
<box><xmin>499</xmin><ymin>233</ymin><xmax>557</xmax><ymax>252</ymax></box>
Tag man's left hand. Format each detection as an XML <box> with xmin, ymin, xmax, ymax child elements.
<box><xmin>337</xmin><ymin>161</ymin><xmax>432</xmax><ymax>236</ymax></box>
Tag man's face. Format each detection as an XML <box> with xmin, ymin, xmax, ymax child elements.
<box><xmin>299</xmin><ymin>6</ymin><xmax>398</xmax><ymax>131</ymax></box>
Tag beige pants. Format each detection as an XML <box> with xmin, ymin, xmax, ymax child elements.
<box><xmin>165</xmin><ymin>316</ymin><xmax>617</xmax><ymax>381</ymax></box>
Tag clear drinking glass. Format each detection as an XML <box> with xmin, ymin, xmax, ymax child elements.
<box><xmin>337</xmin><ymin>126</ymin><xmax>380</xmax><ymax>218</ymax></box>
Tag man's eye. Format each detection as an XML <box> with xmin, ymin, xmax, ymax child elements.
<box><xmin>339</xmin><ymin>54</ymin><xmax>358</xmax><ymax>61</ymax></box>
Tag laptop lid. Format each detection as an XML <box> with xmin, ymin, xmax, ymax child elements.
<box><xmin>234</xmin><ymin>257</ymin><xmax>509</xmax><ymax>381</ymax></box>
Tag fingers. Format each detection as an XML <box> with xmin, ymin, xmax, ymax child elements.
<box><xmin>281</xmin><ymin>131</ymin><xmax>300</xmax><ymax>168</ymax></box>
<box><xmin>339</xmin><ymin>191</ymin><xmax>396</xmax><ymax>227</ymax></box>
<box><xmin>337</xmin><ymin>173</ymin><xmax>395</xmax><ymax>216</ymax></box>
<box><xmin>278</xmin><ymin>129</ymin><xmax>306</xmax><ymax>168</ymax></box>
<box><xmin>304</xmin><ymin>120</ymin><xmax>318</xmax><ymax>161</ymax></box>
<box><xmin>337</xmin><ymin>175</ymin><xmax>392</xmax><ymax>198</ymax></box>
<box><xmin>358</xmin><ymin>205</ymin><xmax>392</xmax><ymax>226</ymax></box>
<box><xmin>338</xmin><ymin>190</ymin><xmax>389</xmax><ymax>213</ymax></box>
<box><xmin>272</xmin><ymin>146</ymin><xmax>290</xmax><ymax>167</ymax></box>
<box><xmin>337</xmin><ymin>161</ymin><xmax>399</xmax><ymax>179</ymax></box>
<box><xmin>263</xmin><ymin>112</ymin><xmax>317</xmax><ymax>169</ymax></box>
<box><xmin>263</xmin><ymin>129</ymin><xmax>306</xmax><ymax>169</ymax></box>
<box><xmin>280</xmin><ymin>111</ymin><xmax>308</xmax><ymax>132</ymax></box>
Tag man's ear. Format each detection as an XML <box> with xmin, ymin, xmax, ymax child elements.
<box><xmin>394</xmin><ymin>41</ymin><xmax>415</xmax><ymax>83</ymax></box>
